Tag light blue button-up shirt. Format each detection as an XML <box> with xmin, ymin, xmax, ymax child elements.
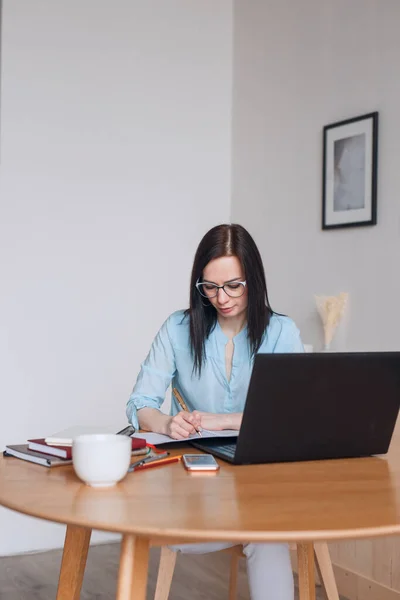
<box><xmin>126</xmin><ymin>310</ymin><xmax>304</xmax><ymax>430</ymax></box>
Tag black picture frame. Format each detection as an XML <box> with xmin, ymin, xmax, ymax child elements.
<box><xmin>322</xmin><ymin>111</ymin><xmax>378</xmax><ymax>230</ymax></box>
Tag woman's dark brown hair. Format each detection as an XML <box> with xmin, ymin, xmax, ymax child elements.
<box><xmin>187</xmin><ymin>224</ymin><xmax>273</xmax><ymax>374</ymax></box>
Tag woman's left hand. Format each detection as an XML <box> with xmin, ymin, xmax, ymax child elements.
<box><xmin>192</xmin><ymin>411</ymin><xmax>242</xmax><ymax>431</ymax></box>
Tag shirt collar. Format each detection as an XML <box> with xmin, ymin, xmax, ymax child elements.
<box><xmin>214</xmin><ymin>319</ymin><xmax>248</xmax><ymax>344</ymax></box>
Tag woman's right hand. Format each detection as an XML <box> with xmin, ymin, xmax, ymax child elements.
<box><xmin>165</xmin><ymin>411</ymin><xmax>201</xmax><ymax>440</ymax></box>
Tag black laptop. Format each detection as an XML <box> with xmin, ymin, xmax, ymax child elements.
<box><xmin>191</xmin><ymin>352</ymin><xmax>400</xmax><ymax>464</ymax></box>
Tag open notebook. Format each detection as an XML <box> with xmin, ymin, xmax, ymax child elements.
<box><xmin>132</xmin><ymin>429</ymin><xmax>238</xmax><ymax>446</ymax></box>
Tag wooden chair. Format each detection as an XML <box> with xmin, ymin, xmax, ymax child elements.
<box><xmin>154</xmin><ymin>541</ymin><xmax>339</xmax><ymax>600</ymax></box>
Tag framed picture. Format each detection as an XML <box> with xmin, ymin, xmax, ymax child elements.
<box><xmin>322</xmin><ymin>111</ymin><xmax>378</xmax><ymax>230</ymax></box>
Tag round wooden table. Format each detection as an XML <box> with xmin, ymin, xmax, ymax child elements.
<box><xmin>1</xmin><ymin>436</ymin><xmax>400</xmax><ymax>600</ymax></box>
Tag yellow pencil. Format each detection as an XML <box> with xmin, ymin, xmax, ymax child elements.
<box><xmin>172</xmin><ymin>387</ymin><xmax>203</xmax><ymax>437</ymax></box>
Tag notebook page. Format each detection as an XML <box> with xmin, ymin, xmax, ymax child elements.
<box><xmin>132</xmin><ymin>429</ymin><xmax>238</xmax><ymax>446</ymax></box>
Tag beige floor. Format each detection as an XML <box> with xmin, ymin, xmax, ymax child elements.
<box><xmin>0</xmin><ymin>541</ymin><xmax>347</xmax><ymax>599</ymax></box>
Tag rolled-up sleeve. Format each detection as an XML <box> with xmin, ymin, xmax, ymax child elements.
<box><xmin>126</xmin><ymin>316</ymin><xmax>177</xmax><ymax>430</ymax></box>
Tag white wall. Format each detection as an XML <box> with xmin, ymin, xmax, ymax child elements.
<box><xmin>232</xmin><ymin>0</ymin><xmax>400</xmax><ymax>352</ymax></box>
<box><xmin>0</xmin><ymin>0</ymin><xmax>232</xmax><ymax>555</ymax></box>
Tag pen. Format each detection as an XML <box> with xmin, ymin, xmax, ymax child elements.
<box><xmin>128</xmin><ymin>452</ymin><xmax>169</xmax><ymax>472</ymax></box>
<box><xmin>172</xmin><ymin>387</ymin><xmax>203</xmax><ymax>437</ymax></box>
<box><xmin>132</xmin><ymin>455</ymin><xmax>182</xmax><ymax>472</ymax></box>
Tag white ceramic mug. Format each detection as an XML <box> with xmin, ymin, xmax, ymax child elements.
<box><xmin>72</xmin><ymin>434</ymin><xmax>131</xmax><ymax>487</ymax></box>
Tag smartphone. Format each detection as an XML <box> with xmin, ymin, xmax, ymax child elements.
<box><xmin>182</xmin><ymin>454</ymin><xmax>220</xmax><ymax>471</ymax></box>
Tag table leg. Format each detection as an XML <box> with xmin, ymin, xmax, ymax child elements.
<box><xmin>314</xmin><ymin>542</ymin><xmax>340</xmax><ymax>600</ymax></box>
<box><xmin>117</xmin><ymin>534</ymin><xmax>150</xmax><ymax>600</ymax></box>
<box><xmin>56</xmin><ymin>525</ymin><xmax>92</xmax><ymax>600</ymax></box>
<box><xmin>297</xmin><ymin>542</ymin><xmax>316</xmax><ymax>600</ymax></box>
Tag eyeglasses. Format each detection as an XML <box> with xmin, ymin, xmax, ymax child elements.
<box><xmin>196</xmin><ymin>279</ymin><xmax>247</xmax><ymax>299</ymax></box>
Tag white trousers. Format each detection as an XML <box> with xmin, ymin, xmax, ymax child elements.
<box><xmin>169</xmin><ymin>542</ymin><xmax>294</xmax><ymax>600</ymax></box>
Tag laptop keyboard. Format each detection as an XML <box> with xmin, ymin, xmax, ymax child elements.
<box><xmin>191</xmin><ymin>439</ymin><xmax>237</xmax><ymax>461</ymax></box>
<box><xmin>210</xmin><ymin>442</ymin><xmax>237</xmax><ymax>458</ymax></box>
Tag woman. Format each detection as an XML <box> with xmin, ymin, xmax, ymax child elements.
<box><xmin>127</xmin><ymin>223</ymin><xmax>304</xmax><ymax>600</ymax></box>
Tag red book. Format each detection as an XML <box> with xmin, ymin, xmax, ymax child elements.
<box><xmin>28</xmin><ymin>436</ymin><xmax>147</xmax><ymax>459</ymax></box>
<box><xmin>130</xmin><ymin>437</ymin><xmax>147</xmax><ymax>450</ymax></box>
<box><xmin>27</xmin><ymin>439</ymin><xmax>72</xmax><ymax>459</ymax></box>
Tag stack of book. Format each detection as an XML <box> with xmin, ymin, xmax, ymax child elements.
<box><xmin>3</xmin><ymin>426</ymin><xmax>147</xmax><ymax>468</ymax></box>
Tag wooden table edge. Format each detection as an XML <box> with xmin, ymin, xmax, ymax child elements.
<box><xmin>1</xmin><ymin>496</ymin><xmax>400</xmax><ymax>543</ymax></box>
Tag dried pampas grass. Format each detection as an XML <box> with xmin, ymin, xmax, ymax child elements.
<box><xmin>315</xmin><ymin>292</ymin><xmax>348</xmax><ymax>350</ymax></box>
